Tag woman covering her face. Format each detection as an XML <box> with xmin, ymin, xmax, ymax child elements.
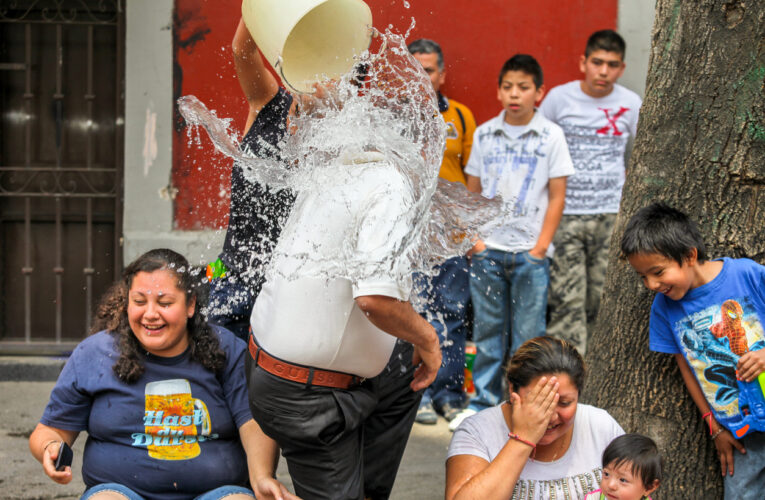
<box><xmin>446</xmin><ymin>336</ymin><xmax>625</xmax><ymax>500</ymax></box>
<box><xmin>29</xmin><ymin>248</ymin><xmax>296</xmax><ymax>500</ymax></box>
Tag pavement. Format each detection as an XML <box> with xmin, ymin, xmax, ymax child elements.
<box><xmin>0</xmin><ymin>358</ymin><xmax>453</xmax><ymax>500</ymax></box>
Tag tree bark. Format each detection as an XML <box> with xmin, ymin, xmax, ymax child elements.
<box><xmin>582</xmin><ymin>1</ymin><xmax>764</xmax><ymax>498</ymax></box>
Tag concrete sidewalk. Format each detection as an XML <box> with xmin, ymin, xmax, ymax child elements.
<box><xmin>0</xmin><ymin>376</ymin><xmax>452</xmax><ymax>499</ymax></box>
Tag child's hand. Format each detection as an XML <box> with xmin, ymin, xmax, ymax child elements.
<box><xmin>713</xmin><ymin>428</ymin><xmax>746</xmax><ymax>476</ymax></box>
<box><xmin>737</xmin><ymin>350</ymin><xmax>765</xmax><ymax>382</ymax></box>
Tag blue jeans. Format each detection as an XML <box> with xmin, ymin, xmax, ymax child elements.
<box><xmin>417</xmin><ymin>256</ymin><xmax>470</xmax><ymax>412</ymax></box>
<box><xmin>81</xmin><ymin>483</ymin><xmax>254</xmax><ymax>499</ymax></box>
<box><xmin>724</xmin><ymin>430</ymin><xmax>765</xmax><ymax>499</ymax></box>
<box><xmin>467</xmin><ymin>249</ymin><xmax>549</xmax><ymax>412</ymax></box>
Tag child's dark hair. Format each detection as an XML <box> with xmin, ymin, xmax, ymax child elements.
<box><xmin>91</xmin><ymin>248</ymin><xmax>225</xmax><ymax>383</ymax></box>
<box><xmin>506</xmin><ymin>336</ymin><xmax>585</xmax><ymax>393</ymax></box>
<box><xmin>620</xmin><ymin>202</ymin><xmax>708</xmax><ymax>264</ymax></box>
<box><xmin>603</xmin><ymin>434</ymin><xmax>663</xmax><ymax>490</ymax></box>
<box><xmin>585</xmin><ymin>29</ymin><xmax>626</xmax><ymax>58</ymax></box>
<box><xmin>498</xmin><ymin>54</ymin><xmax>543</xmax><ymax>89</ymax></box>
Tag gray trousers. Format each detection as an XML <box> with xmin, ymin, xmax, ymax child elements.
<box><xmin>547</xmin><ymin>213</ymin><xmax>616</xmax><ymax>354</ymax></box>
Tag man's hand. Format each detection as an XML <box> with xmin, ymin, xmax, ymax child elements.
<box><xmin>737</xmin><ymin>350</ymin><xmax>765</xmax><ymax>382</ymax></box>
<box><xmin>528</xmin><ymin>245</ymin><xmax>547</xmax><ymax>260</ymax></box>
<box><xmin>466</xmin><ymin>238</ymin><xmax>486</xmax><ymax>257</ymax></box>
<box><xmin>411</xmin><ymin>333</ymin><xmax>442</xmax><ymax>391</ymax></box>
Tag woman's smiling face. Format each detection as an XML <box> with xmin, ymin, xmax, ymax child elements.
<box><xmin>517</xmin><ymin>372</ymin><xmax>579</xmax><ymax>446</ymax></box>
<box><xmin>127</xmin><ymin>269</ymin><xmax>195</xmax><ymax>357</ymax></box>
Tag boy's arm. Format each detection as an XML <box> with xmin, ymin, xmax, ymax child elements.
<box><xmin>529</xmin><ymin>177</ymin><xmax>566</xmax><ymax>259</ymax></box>
<box><xmin>674</xmin><ymin>353</ymin><xmax>746</xmax><ymax>476</ymax></box>
<box><xmin>232</xmin><ymin>17</ymin><xmax>281</xmax><ymax>136</ymax></box>
<box><xmin>465</xmin><ymin>174</ymin><xmax>481</xmax><ymax>194</ymax></box>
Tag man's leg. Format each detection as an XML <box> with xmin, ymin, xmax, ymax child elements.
<box><xmin>362</xmin><ymin>341</ymin><xmax>422</xmax><ymax>500</ymax></box>
<box><xmin>547</xmin><ymin>215</ymin><xmax>588</xmax><ymax>353</ymax></box>
<box><xmin>246</xmin><ymin>358</ymin><xmax>376</xmax><ymax>500</ymax></box>
<box><xmin>465</xmin><ymin>250</ymin><xmax>510</xmax><ymax>413</ymax></box>
<box><xmin>509</xmin><ymin>251</ymin><xmax>550</xmax><ymax>354</ymax></box>
<box><xmin>417</xmin><ymin>257</ymin><xmax>470</xmax><ymax>419</ymax></box>
<box><xmin>584</xmin><ymin>213</ymin><xmax>616</xmax><ymax>341</ymax></box>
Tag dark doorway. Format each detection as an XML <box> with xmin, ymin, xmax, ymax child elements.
<box><xmin>0</xmin><ymin>1</ymin><xmax>124</xmax><ymax>354</ymax></box>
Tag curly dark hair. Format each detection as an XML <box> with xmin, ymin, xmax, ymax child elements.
<box><xmin>91</xmin><ymin>248</ymin><xmax>226</xmax><ymax>383</ymax></box>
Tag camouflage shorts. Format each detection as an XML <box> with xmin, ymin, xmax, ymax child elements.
<box><xmin>547</xmin><ymin>213</ymin><xmax>616</xmax><ymax>354</ymax></box>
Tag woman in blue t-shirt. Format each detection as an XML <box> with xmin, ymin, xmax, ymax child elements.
<box><xmin>29</xmin><ymin>249</ymin><xmax>297</xmax><ymax>500</ymax></box>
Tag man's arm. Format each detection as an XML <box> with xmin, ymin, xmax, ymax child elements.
<box><xmin>529</xmin><ymin>176</ymin><xmax>566</xmax><ymax>259</ymax></box>
<box><xmin>355</xmin><ymin>295</ymin><xmax>441</xmax><ymax>391</ymax></box>
<box><xmin>232</xmin><ymin>17</ymin><xmax>281</xmax><ymax>135</ymax></box>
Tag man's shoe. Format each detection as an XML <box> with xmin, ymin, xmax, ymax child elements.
<box><xmin>440</xmin><ymin>402</ymin><xmax>464</xmax><ymax>422</ymax></box>
<box><xmin>415</xmin><ymin>402</ymin><xmax>438</xmax><ymax>425</ymax></box>
<box><xmin>448</xmin><ymin>408</ymin><xmax>476</xmax><ymax>432</ymax></box>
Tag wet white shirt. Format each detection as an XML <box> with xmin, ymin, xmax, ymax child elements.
<box><xmin>250</xmin><ymin>155</ymin><xmax>414</xmax><ymax>378</ymax></box>
<box><xmin>464</xmin><ymin>110</ymin><xmax>574</xmax><ymax>256</ymax></box>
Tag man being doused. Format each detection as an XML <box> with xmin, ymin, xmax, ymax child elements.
<box><xmin>224</xmin><ymin>21</ymin><xmax>443</xmax><ymax>500</ymax></box>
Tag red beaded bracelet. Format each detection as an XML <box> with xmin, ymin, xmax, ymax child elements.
<box><xmin>701</xmin><ymin>411</ymin><xmax>714</xmax><ymax>435</ymax></box>
<box><xmin>508</xmin><ymin>432</ymin><xmax>536</xmax><ymax>449</ymax></box>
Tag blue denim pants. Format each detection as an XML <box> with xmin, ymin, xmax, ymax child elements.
<box><xmin>417</xmin><ymin>256</ymin><xmax>470</xmax><ymax>412</ymax></box>
<box><xmin>724</xmin><ymin>430</ymin><xmax>765</xmax><ymax>499</ymax></box>
<box><xmin>467</xmin><ymin>249</ymin><xmax>549</xmax><ymax>412</ymax></box>
<box><xmin>81</xmin><ymin>483</ymin><xmax>254</xmax><ymax>499</ymax></box>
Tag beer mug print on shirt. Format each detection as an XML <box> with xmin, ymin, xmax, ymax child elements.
<box><xmin>136</xmin><ymin>379</ymin><xmax>212</xmax><ymax>460</ymax></box>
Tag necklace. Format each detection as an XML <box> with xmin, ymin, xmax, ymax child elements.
<box><xmin>532</xmin><ymin>427</ymin><xmax>571</xmax><ymax>462</ymax></box>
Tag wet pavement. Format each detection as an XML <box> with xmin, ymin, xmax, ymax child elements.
<box><xmin>0</xmin><ymin>377</ymin><xmax>451</xmax><ymax>499</ymax></box>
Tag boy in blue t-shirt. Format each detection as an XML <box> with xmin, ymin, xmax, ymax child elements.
<box><xmin>622</xmin><ymin>203</ymin><xmax>765</xmax><ymax>498</ymax></box>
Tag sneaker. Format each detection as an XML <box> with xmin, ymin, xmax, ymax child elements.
<box><xmin>448</xmin><ymin>408</ymin><xmax>476</xmax><ymax>432</ymax></box>
<box><xmin>415</xmin><ymin>401</ymin><xmax>438</xmax><ymax>425</ymax></box>
<box><xmin>440</xmin><ymin>402</ymin><xmax>463</xmax><ymax>422</ymax></box>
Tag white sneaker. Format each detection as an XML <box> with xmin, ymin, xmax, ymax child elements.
<box><xmin>448</xmin><ymin>408</ymin><xmax>476</xmax><ymax>432</ymax></box>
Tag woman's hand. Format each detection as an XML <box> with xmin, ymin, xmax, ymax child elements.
<box><xmin>29</xmin><ymin>423</ymin><xmax>78</xmax><ymax>485</ymax></box>
<box><xmin>713</xmin><ymin>427</ymin><xmax>746</xmax><ymax>476</ymax></box>
<box><xmin>509</xmin><ymin>376</ymin><xmax>559</xmax><ymax>445</ymax></box>
<box><xmin>40</xmin><ymin>440</ymin><xmax>73</xmax><ymax>484</ymax></box>
<box><xmin>254</xmin><ymin>477</ymin><xmax>302</xmax><ymax>500</ymax></box>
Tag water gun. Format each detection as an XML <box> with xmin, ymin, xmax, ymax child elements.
<box><xmin>206</xmin><ymin>258</ymin><xmax>227</xmax><ymax>280</ymax></box>
<box><xmin>728</xmin><ymin>370</ymin><xmax>765</xmax><ymax>438</ymax></box>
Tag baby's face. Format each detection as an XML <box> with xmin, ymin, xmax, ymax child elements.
<box><xmin>601</xmin><ymin>460</ymin><xmax>656</xmax><ymax>500</ymax></box>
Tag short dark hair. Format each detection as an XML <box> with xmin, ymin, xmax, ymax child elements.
<box><xmin>505</xmin><ymin>337</ymin><xmax>585</xmax><ymax>393</ymax></box>
<box><xmin>498</xmin><ymin>54</ymin><xmax>543</xmax><ymax>88</ymax></box>
<box><xmin>585</xmin><ymin>29</ymin><xmax>626</xmax><ymax>59</ymax></box>
<box><xmin>620</xmin><ymin>203</ymin><xmax>708</xmax><ymax>264</ymax></box>
<box><xmin>602</xmin><ymin>434</ymin><xmax>663</xmax><ymax>490</ymax></box>
<box><xmin>407</xmin><ymin>38</ymin><xmax>444</xmax><ymax>71</ymax></box>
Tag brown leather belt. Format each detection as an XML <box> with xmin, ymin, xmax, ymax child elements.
<box><xmin>248</xmin><ymin>334</ymin><xmax>362</xmax><ymax>389</ymax></box>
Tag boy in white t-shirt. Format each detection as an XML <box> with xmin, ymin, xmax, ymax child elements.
<box><xmin>449</xmin><ymin>54</ymin><xmax>574</xmax><ymax>430</ymax></box>
<box><xmin>540</xmin><ymin>29</ymin><xmax>642</xmax><ymax>354</ymax></box>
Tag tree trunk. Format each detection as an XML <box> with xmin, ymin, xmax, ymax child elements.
<box><xmin>582</xmin><ymin>1</ymin><xmax>764</xmax><ymax>498</ymax></box>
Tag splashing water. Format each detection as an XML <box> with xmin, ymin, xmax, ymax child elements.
<box><xmin>178</xmin><ymin>31</ymin><xmax>502</xmax><ymax>291</ymax></box>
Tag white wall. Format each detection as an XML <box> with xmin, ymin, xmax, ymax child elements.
<box><xmin>618</xmin><ymin>0</ymin><xmax>656</xmax><ymax>98</ymax></box>
<box><xmin>123</xmin><ymin>0</ymin><xmax>222</xmax><ymax>266</ymax></box>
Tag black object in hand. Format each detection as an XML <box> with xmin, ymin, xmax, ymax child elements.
<box><xmin>54</xmin><ymin>441</ymin><xmax>73</xmax><ymax>471</ymax></box>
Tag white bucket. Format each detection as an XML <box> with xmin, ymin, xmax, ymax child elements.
<box><xmin>241</xmin><ymin>0</ymin><xmax>373</xmax><ymax>93</ymax></box>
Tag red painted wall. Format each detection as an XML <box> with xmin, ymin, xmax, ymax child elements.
<box><xmin>172</xmin><ymin>0</ymin><xmax>617</xmax><ymax>230</ymax></box>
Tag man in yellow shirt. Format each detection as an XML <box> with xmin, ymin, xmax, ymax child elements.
<box><xmin>409</xmin><ymin>39</ymin><xmax>477</xmax><ymax>424</ymax></box>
